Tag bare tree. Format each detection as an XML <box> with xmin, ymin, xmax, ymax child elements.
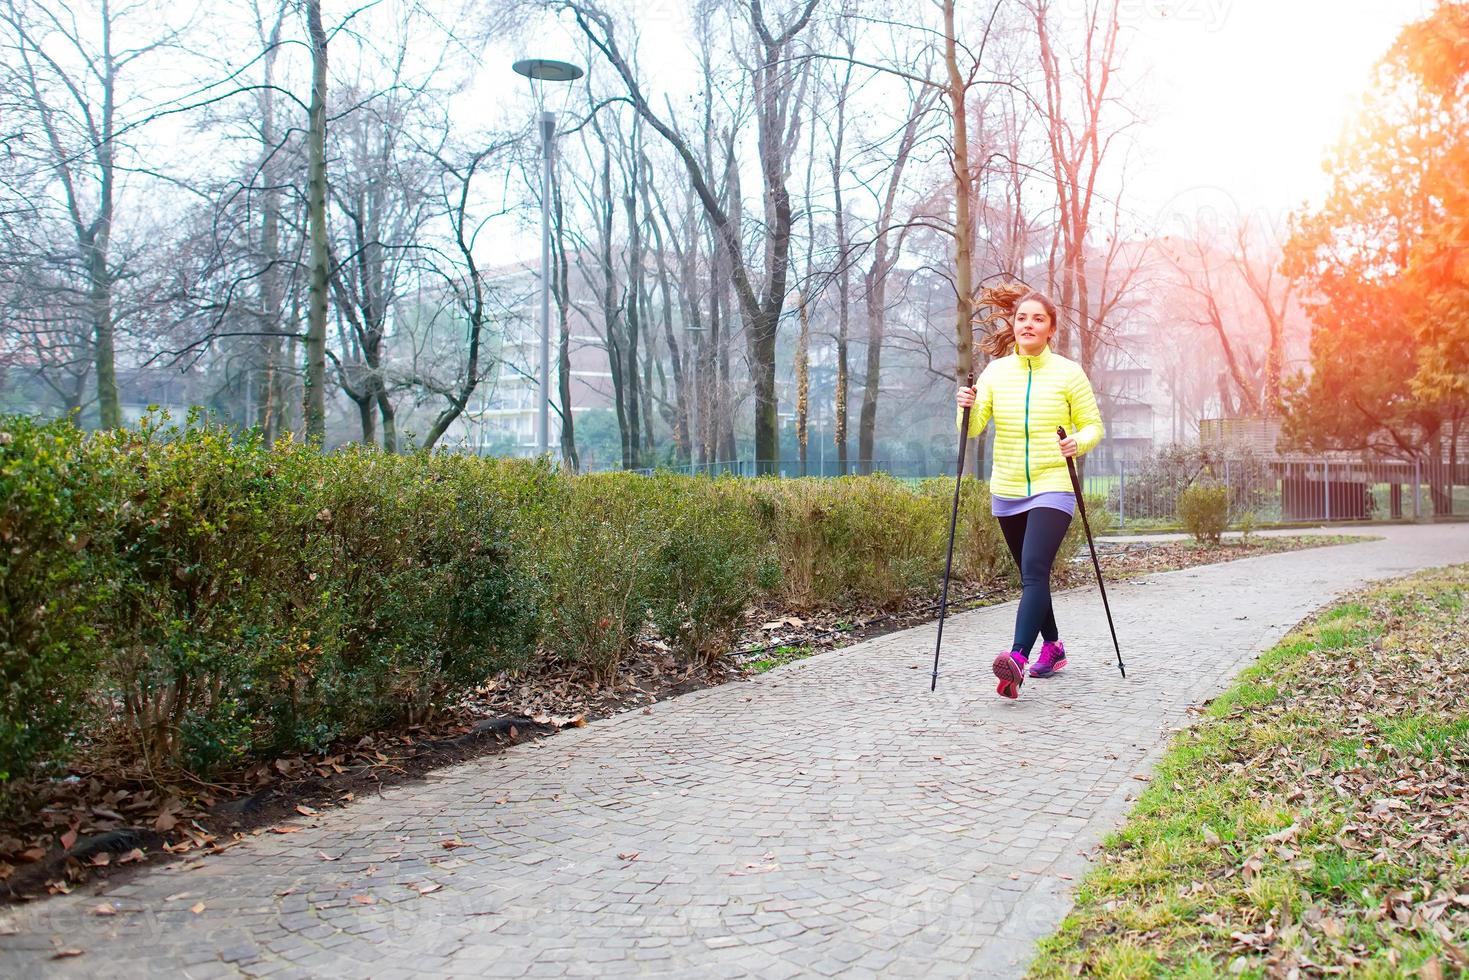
<box><xmin>856</xmin><ymin>76</ymin><xmax>935</xmax><ymax>471</ymax></box>
<box><xmin>1</xmin><ymin>0</ymin><xmax>179</xmax><ymax>426</ymax></box>
<box><xmin>564</xmin><ymin>0</ymin><xmax>818</xmax><ymax>475</ymax></box>
<box><xmin>1158</xmin><ymin>216</ymin><xmax>1293</xmax><ymax>420</ymax></box>
<box><xmin>1030</xmin><ymin>0</ymin><xmax>1134</xmax><ymax>373</ymax></box>
<box><xmin>413</xmin><ymin>135</ymin><xmax>522</xmax><ymax>450</ymax></box>
<box><xmin>326</xmin><ymin>78</ymin><xmax>438</xmax><ymax>451</ymax></box>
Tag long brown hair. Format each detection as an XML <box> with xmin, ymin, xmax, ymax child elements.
<box><xmin>975</xmin><ymin>284</ymin><xmax>1059</xmax><ymax>359</ymax></box>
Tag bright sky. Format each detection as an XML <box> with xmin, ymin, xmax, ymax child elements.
<box><xmin>1126</xmin><ymin>0</ymin><xmax>1431</xmax><ymax>234</ymax></box>
<box><xmin>475</xmin><ymin>0</ymin><xmax>1430</xmax><ymax>259</ymax></box>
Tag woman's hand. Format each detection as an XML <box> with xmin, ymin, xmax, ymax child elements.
<box><xmin>1058</xmin><ymin>433</ymin><xmax>1078</xmax><ymax>458</ymax></box>
<box><xmin>956</xmin><ymin>385</ymin><xmax>976</xmax><ymax>409</ymax></box>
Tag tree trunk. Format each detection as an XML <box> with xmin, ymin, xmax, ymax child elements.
<box><xmin>303</xmin><ymin>0</ymin><xmax>329</xmax><ymax>442</ymax></box>
<box><xmin>796</xmin><ymin>291</ymin><xmax>810</xmax><ymax>476</ymax></box>
<box><xmin>552</xmin><ymin>164</ymin><xmax>578</xmax><ymax>471</ymax></box>
<box><xmin>943</xmin><ymin>0</ymin><xmax>981</xmax><ymax>476</ymax></box>
<box><xmin>89</xmin><ymin>236</ymin><xmax>119</xmax><ymax>427</ymax></box>
<box><xmin>255</xmin><ymin>3</ymin><xmax>287</xmax><ymax>443</ymax></box>
<box><xmin>623</xmin><ymin>184</ymin><xmax>643</xmax><ymax>469</ymax></box>
<box><xmin>830</xmin><ymin>82</ymin><xmax>851</xmax><ymax>476</ymax></box>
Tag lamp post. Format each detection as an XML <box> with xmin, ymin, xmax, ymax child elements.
<box><xmin>512</xmin><ymin>57</ymin><xmax>582</xmax><ymax>458</ymax></box>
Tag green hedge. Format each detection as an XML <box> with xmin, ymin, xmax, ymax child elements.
<box><xmin>2</xmin><ymin>415</ymin><xmax>539</xmax><ymax>785</ymax></box>
<box><xmin>0</xmin><ymin>414</ymin><xmax>1114</xmax><ymax>795</ymax></box>
<box><xmin>0</xmin><ymin>417</ymin><xmax>109</xmax><ymax>785</ymax></box>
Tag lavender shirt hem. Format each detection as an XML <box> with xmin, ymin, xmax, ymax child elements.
<box><xmin>991</xmin><ymin>491</ymin><xmax>1076</xmax><ymax>518</ymax></box>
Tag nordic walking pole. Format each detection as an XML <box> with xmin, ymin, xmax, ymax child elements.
<box><xmin>931</xmin><ymin>370</ymin><xmax>976</xmax><ymax>692</ymax></box>
<box><xmin>1058</xmin><ymin>426</ymin><xmax>1126</xmax><ymax>678</ymax></box>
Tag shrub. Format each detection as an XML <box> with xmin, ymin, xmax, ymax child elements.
<box><xmin>754</xmin><ymin>474</ymin><xmax>945</xmax><ymax>610</ymax></box>
<box><xmin>0</xmin><ymin>417</ymin><xmax>108</xmax><ymax>791</ymax></box>
<box><xmin>644</xmin><ymin>476</ymin><xmax>765</xmax><ymax>664</ymax></box>
<box><xmin>307</xmin><ymin>450</ymin><xmax>538</xmax><ymax>737</ymax></box>
<box><xmin>525</xmin><ymin>471</ymin><xmax>670</xmax><ymax>683</ymax></box>
<box><xmin>3</xmin><ymin>412</ymin><xmax>539</xmax><ymax>781</ymax></box>
<box><xmin>917</xmin><ymin>476</ymin><xmax>1010</xmax><ymax>585</ymax></box>
<box><xmin>1178</xmin><ymin>480</ymin><xmax>1230</xmax><ymax>544</ymax></box>
<box><xmin>96</xmin><ymin>416</ymin><xmax>319</xmax><ymax>770</ymax></box>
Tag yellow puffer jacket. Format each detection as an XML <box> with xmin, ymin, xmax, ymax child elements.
<box><xmin>955</xmin><ymin>345</ymin><xmax>1105</xmax><ymax>497</ymax></box>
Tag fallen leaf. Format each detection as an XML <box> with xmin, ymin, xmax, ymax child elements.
<box><xmin>269</xmin><ymin>825</ymin><xmax>304</xmax><ymax>834</ymax></box>
<box><xmin>90</xmin><ymin>903</ymin><xmax>117</xmax><ymax>916</ymax></box>
<box><xmin>296</xmin><ymin>805</ymin><xmax>318</xmax><ymax>817</ymax></box>
<box><xmin>351</xmin><ymin>894</ymin><xmax>374</xmax><ymax>905</ymax></box>
<box><xmin>59</xmin><ymin>829</ymin><xmax>78</xmax><ymax>851</ymax></box>
<box><xmin>1241</xmin><ymin>855</ymin><xmax>1264</xmax><ymax>883</ymax></box>
<box><xmin>417</xmin><ymin>883</ymin><xmax>442</xmax><ymax>895</ymax></box>
<box><xmin>118</xmin><ymin>848</ymin><xmax>145</xmax><ymax>864</ymax></box>
<box><xmin>89</xmin><ymin>852</ymin><xmax>110</xmax><ymax>867</ymax></box>
<box><xmin>51</xmin><ymin>949</ymin><xmax>83</xmax><ymax>960</ymax></box>
<box><xmin>318</xmin><ymin>851</ymin><xmax>338</xmax><ymax>862</ymax></box>
<box><xmin>189</xmin><ymin>902</ymin><xmax>205</xmax><ymax>915</ymax></box>
<box><xmin>1202</xmin><ymin>825</ymin><xmax>1222</xmax><ymax>846</ymax></box>
<box><xmin>1262</xmin><ymin>822</ymin><xmax>1300</xmax><ymax>844</ymax></box>
<box><xmin>617</xmin><ymin>851</ymin><xmax>639</xmax><ymax>861</ymax></box>
<box><xmin>440</xmin><ymin>839</ymin><xmax>471</xmax><ymax>850</ymax></box>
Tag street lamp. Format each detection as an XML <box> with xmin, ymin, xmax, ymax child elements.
<box><xmin>512</xmin><ymin>57</ymin><xmax>583</xmax><ymax>458</ymax></box>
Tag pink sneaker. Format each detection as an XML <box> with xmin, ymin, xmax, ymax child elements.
<box><xmin>1029</xmin><ymin>640</ymin><xmax>1067</xmax><ymax>678</ymax></box>
<box><xmin>992</xmin><ymin>650</ymin><xmax>1027</xmax><ymax>699</ymax></box>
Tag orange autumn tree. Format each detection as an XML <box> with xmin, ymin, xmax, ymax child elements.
<box><xmin>1283</xmin><ymin>0</ymin><xmax>1469</xmax><ymax>507</ymax></box>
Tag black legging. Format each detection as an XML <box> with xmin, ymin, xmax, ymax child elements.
<box><xmin>997</xmin><ymin>507</ymin><xmax>1072</xmax><ymax>657</ymax></box>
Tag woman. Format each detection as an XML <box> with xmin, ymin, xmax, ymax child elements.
<box><xmin>955</xmin><ymin>287</ymin><xmax>1104</xmax><ymax>699</ymax></box>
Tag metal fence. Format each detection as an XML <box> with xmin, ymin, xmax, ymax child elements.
<box><xmin>627</xmin><ymin>459</ymin><xmax>946</xmax><ymax>480</ymax></box>
<box><xmin>1081</xmin><ymin>456</ymin><xmax>1467</xmax><ymax>528</ymax></box>
<box><xmin>625</xmin><ymin>455</ymin><xmax>1468</xmax><ymax>528</ymax></box>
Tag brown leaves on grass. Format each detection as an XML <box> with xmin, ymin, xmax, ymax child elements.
<box><xmin>1051</xmin><ymin>567</ymin><xmax>1469</xmax><ymax>977</ymax></box>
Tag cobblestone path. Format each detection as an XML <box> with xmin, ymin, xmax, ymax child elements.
<box><xmin>3</xmin><ymin>523</ymin><xmax>1465</xmax><ymax>978</ymax></box>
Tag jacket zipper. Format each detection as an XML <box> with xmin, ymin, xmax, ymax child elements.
<box><xmin>1023</xmin><ymin>359</ymin><xmax>1033</xmax><ymax>494</ymax></box>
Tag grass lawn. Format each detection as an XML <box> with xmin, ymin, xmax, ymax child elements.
<box><xmin>1029</xmin><ymin>564</ymin><xmax>1469</xmax><ymax>979</ymax></box>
